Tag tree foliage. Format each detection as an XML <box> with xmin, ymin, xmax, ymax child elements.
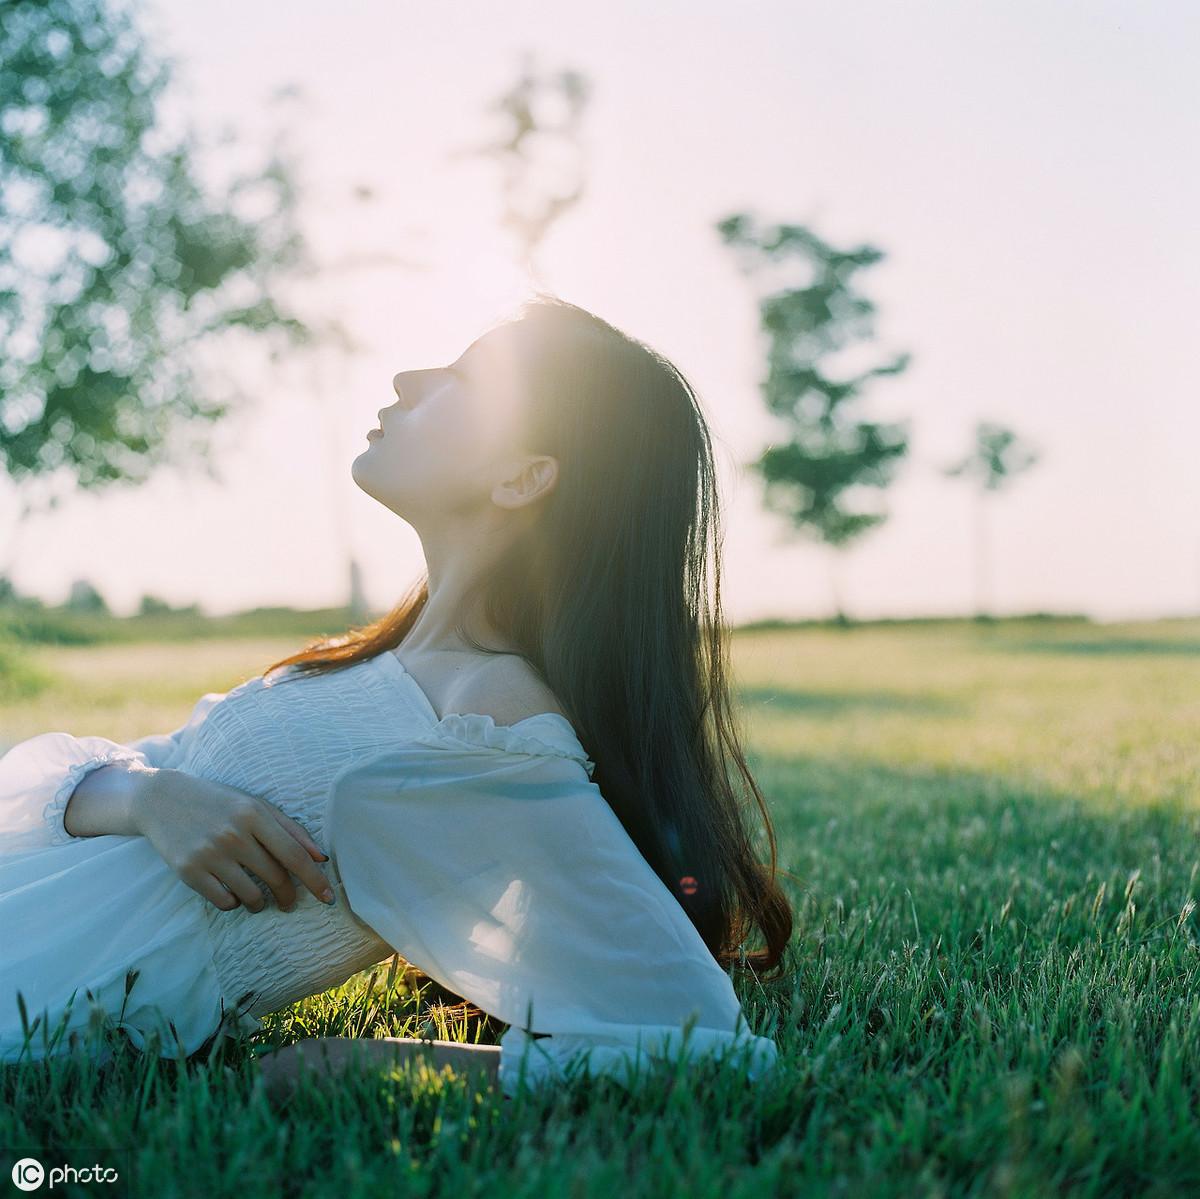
<box><xmin>450</xmin><ymin>49</ymin><xmax>590</xmax><ymax>283</ymax></box>
<box><xmin>65</xmin><ymin>576</ymin><xmax>108</xmax><ymax>612</ymax></box>
<box><xmin>717</xmin><ymin>212</ymin><xmax>913</xmax><ymax>551</ymax></box>
<box><xmin>0</xmin><ymin>0</ymin><xmax>318</xmax><ymax>509</ymax></box>
<box><xmin>942</xmin><ymin>420</ymin><xmax>1041</xmax><ymax>493</ymax></box>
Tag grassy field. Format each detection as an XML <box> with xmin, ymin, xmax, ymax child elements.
<box><xmin>2</xmin><ymin>618</ymin><xmax>1198</xmax><ymax>1196</ymax></box>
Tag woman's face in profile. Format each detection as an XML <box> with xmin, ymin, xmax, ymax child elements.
<box><xmin>352</xmin><ymin>323</ymin><xmax>547</xmax><ymax>523</ymax></box>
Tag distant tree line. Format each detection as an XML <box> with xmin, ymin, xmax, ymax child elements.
<box><xmin>0</xmin><ymin>574</ymin><xmax>197</xmax><ymax>617</ymax></box>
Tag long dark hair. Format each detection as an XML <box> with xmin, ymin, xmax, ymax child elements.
<box><xmin>263</xmin><ymin>294</ymin><xmax>796</xmax><ymax>984</ymax></box>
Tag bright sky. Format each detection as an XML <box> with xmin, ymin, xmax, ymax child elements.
<box><xmin>7</xmin><ymin>0</ymin><xmax>1197</xmax><ymax>623</ymax></box>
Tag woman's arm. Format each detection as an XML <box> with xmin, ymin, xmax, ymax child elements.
<box><xmin>255</xmin><ymin>1036</ymin><xmax>502</xmax><ymax>1107</ymax></box>
<box><xmin>63</xmin><ymin>758</ymin><xmax>162</xmax><ymax>838</ymax></box>
<box><xmin>64</xmin><ymin>763</ymin><xmax>333</xmax><ymax>912</ymax></box>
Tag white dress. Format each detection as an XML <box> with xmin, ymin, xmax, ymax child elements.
<box><xmin>0</xmin><ymin>651</ymin><xmax>779</xmax><ymax>1097</ymax></box>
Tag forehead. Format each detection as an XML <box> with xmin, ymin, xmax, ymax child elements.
<box><xmin>459</xmin><ymin>325</ymin><xmax>531</xmax><ymax>438</ymax></box>
<box><xmin>460</xmin><ymin>323</ymin><xmax>528</xmax><ymax>379</ymax></box>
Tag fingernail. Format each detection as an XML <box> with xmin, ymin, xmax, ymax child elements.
<box><xmin>321</xmin><ymin>888</ymin><xmax>335</xmax><ymax>904</ymax></box>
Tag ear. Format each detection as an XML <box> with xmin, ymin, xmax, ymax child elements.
<box><xmin>492</xmin><ymin>456</ymin><xmax>558</xmax><ymax>510</ymax></box>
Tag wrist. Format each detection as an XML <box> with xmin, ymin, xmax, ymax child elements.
<box><xmin>127</xmin><ymin>762</ymin><xmax>168</xmax><ymax>834</ymax></box>
<box><xmin>62</xmin><ymin>756</ymin><xmax>165</xmax><ymax>839</ymax></box>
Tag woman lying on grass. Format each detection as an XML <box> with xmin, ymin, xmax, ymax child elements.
<box><xmin>1</xmin><ymin>294</ymin><xmax>792</xmax><ymax>1102</ymax></box>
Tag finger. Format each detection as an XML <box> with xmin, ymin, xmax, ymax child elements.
<box><xmin>195</xmin><ymin>873</ymin><xmax>241</xmax><ymax>912</ymax></box>
<box><xmin>212</xmin><ymin>861</ymin><xmax>270</xmax><ymax>913</ymax></box>
<box><xmin>266</xmin><ymin>808</ymin><xmax>328</xmax><ymax>862</ymax></box>
<box><xmin>236</xmin><ymin>837</ymin><xmax>299</xmax><ymax>911</ymax></box>
<box><xmin>255</xmin><ymin>821</ymin><xmax>334</xmax><ymax>905</ymax></box>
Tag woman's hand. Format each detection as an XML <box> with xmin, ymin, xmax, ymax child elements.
<box><xmin>131</xmin><ymin>768</ymin><xmax>335</xmax><ymax>914</ymax></box>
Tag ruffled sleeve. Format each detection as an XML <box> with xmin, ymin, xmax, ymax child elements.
<box><xmin>0</xmin><ymin>734</ymin><xmax>150</xmax><ymax>855</ymax></box>
<box><xmin>326</xmin><ymin>713</ymin><xmax>779</xmax><ymax>1099</ymax></box>
<box><xmin>0</xmin><ymin>690</ymin><xmax>228</xmax><ymax>854</ymax></box>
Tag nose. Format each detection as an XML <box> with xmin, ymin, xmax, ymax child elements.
<box><xmin>378</xmin><ymin>375</ymin><xmax>406</xmax><ymax>426</ymax></box>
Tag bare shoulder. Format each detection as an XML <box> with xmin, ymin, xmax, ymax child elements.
<box><xmin>447</xmin><ymin>654</ymin><xmax>569</xmax><ymax>726</ymax></box>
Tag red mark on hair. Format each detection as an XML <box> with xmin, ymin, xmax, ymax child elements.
<box><xmin>680</xmin><ymin>876</ymin><xmax>698</xmax><ymax>896</ymax></box>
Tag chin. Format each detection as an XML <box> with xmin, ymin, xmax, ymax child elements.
<box><xmin>350</xmin><ymin>459</ymin><xmax>410</xmax><ymax>518</ymax></box>
<box><xmin>350</xmin><ymin>452</ymin><xmax>378</xmax><ymax>495</ymax></box>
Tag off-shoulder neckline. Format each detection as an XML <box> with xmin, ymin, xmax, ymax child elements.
<box><xmin>371</xmin><ymin>651</ymin><xmax>596</xmax><ymax>776</ymax></box>
<box><xmin>371</xmin><ymin>649</ymin><xmax>574</xmax><ymax>735</ymax></box>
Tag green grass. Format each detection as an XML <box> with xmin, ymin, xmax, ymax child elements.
<box><xmin>2</xmin><ymin>618</ymin><xmax>1199</xmax><ymax>1196</ymax></box>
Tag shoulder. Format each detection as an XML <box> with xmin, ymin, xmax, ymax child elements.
<box><xmin>446</xmin><ymin>654</ymin><xmax>569</xmax><ymax>727</ymax></box>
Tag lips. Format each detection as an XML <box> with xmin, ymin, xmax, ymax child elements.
<box><xmin>366</xmin><ymin>428</ymin><xmax>383</xmax><ymax>440</ymax></box>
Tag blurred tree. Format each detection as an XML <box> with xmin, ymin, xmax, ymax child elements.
<box><xmin>717</xmin><ymin>212</ymin><xmax>913</xmax><ymax>625</ymax></box>
<box><xmin>0</xmin><ymin>0</ymin><xmax>331</xmax><ymax>541</ymax></box>
<box><xmin>941</xmin><ymin>420</ymin><xmax>1040</xmax><ymax>621</ymax></box>
<box><xmin>65</xmin><ymin>577</ymin><xmax>108</xmax><ymax>613</ymax></box>
<box><xmin>449</xmin><ymin>49</ymin><xmax>590</xmax><ymax>286</ymax></box>
<box><xmin>138</xmin><ymin>592</ymin><xmax>172</xmax><ymax>615</ymax></box>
